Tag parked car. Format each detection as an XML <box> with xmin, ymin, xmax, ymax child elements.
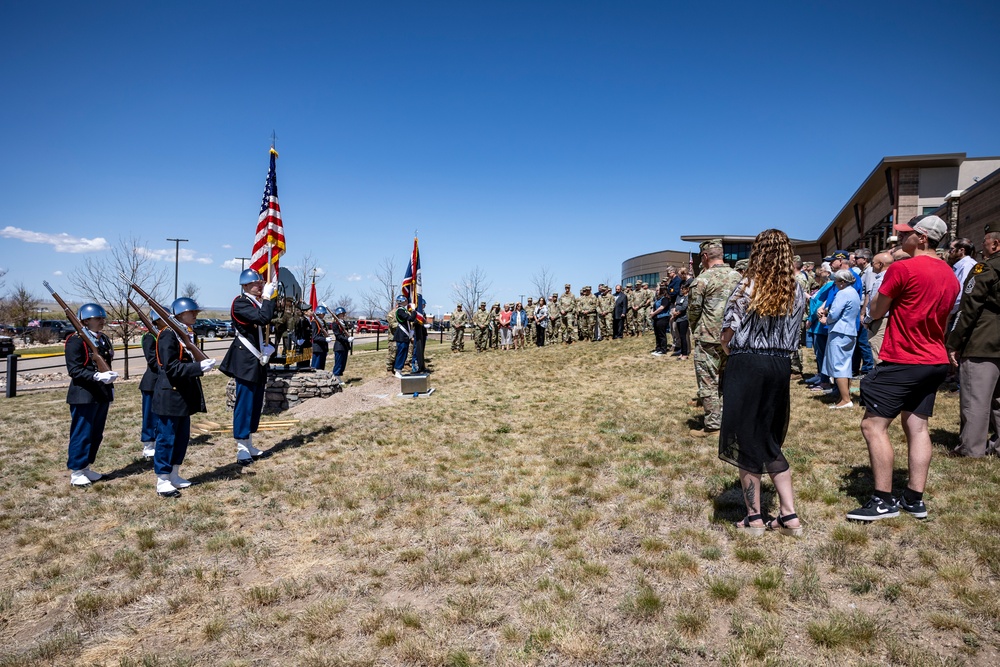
<box><xmin>25</xmin><ymin>320</ymin><xmax>76</xmax><ymax>344</ymax></box>
<box><xmin>193</xmin><ymin>319</ymin><xmax>223</xmax><ymax>339</ymax></box>
<box><xmin>0</xmin><ymin>335</ymin><xmax>15</xmax><ymax>357</ymax></box>
<box><xmin>209</xmin><ymin>319</ymin><xmax>233</xmax><ymax>337</ymax></box>
<box><xmin>355</xmin><ymin>318</ymin><xmax>389</xmax><ymax>333</ymax></box>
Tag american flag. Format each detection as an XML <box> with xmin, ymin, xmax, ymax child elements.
<box><xmin>250</xmin><ymin>148</ymin><xmax>286</xmax><ymax>276</ymax></box>
<box><xmin>401</xmin><ymin>237</ymin><xmax>424</xmax><ymax>324</ymax></box>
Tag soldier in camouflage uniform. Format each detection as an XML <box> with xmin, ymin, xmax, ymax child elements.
<box><xmin>577</xmin><ymin>286</ymin><xmax>597</xmax><ymax>341</ymax></box>
<box><xmin>688</xmin><ymin>239</ymin><xmax>741</xmax><ymax>437</ymax></box>
<box><xmin>525</xmin><ymin>298</ymin><xmax>535</xmax><ymax>346</ymax></box>
<box><xmin>734</xmin><ymin>258</ymin><xmax>749</xmax><ymax>274</ymax></box>
<box><xmin>472</xmin><ymin>302</ymin><xmax>490</xmax><ymax>352</ymax></box>
<box><xmin>547</xmin><ymin>294</ymin><xmax>559</xmax><ymax>344</ymax></box>
<box><xmin>628</xmin><ymin>283</ymin><xmax>642</xmax><ymax>336</ymax></box>
<box><xmin>597</xmin><ymin>284</ymin><xmax>613</xmax><ymax>341</ymax></box>
<box><xmin>488</xmin><ymin>302</ymin><xmax>501</xmax><ymax>350</ymax></box>
<box><xmin>385</xmin><ymin>304</ymin><xmax>398</xmax><ymax>373</ymax></box>
<box><xmin>557</xmin><ymin>284</ymin><xmax>577</xmax><ymax>344</ymax></box>
<box><xmin>638</xmin><ymin>281</ymin><xmax>654</xmax><ymax>333</ymax></box>
<box><xmin>450</xmin><ymin>303</ymin><xmax>469</xmax><ymax>352</ymax></box>
<box><xmin>790</xmin><ymin>256</ymin><xmax>809</xmax><ymax>375</ymax></box>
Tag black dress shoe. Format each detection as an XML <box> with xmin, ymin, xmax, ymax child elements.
<box><xmin>236</xmin><ymin>457</ymin><xmax>255</xmax><ymax>466</ymax></box>
<box><xmin>158</xmin><ymin>489</ymin><xmax>181</xmax><ymax>498</ymax></box>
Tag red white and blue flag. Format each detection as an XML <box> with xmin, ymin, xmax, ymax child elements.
<box><xmin>401</xmin><ymin>237</ymin><xmax>424</xmax><ymax>324</ymax></box>
<box><xmin>250</xmin><ymin>148</ymin><xmax>286</xmax><ymax>277</ymax></box>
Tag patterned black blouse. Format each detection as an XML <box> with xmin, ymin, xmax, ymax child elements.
<box><xmin>722</xmin><ymin>280</ymin><xmax>806</xmax><ymax>357</ymax></box>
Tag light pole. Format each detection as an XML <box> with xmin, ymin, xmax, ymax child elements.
<box><xmin>166</xmin><ymin>238</ymin><xmax>189</xmax><ymax>300</ymax></box>
<box><xmin>236</xmin><ymin>256</ymin><xmax>251</xmax><ymax>271</ymax></box>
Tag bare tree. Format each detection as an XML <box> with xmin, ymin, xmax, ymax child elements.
<box><xmin>451</xmin><ymin>266</ymin><xmax>494</xmax><ymax>315</ymax></box>
<box><xmin>4</xmin><ymin>282</ymin><xmax>40</xmax><ymax>327</ymax></box>
<box><xmin>359</xmin><ymin>256</ymin><xmax>398</xmax><ymax>319</ymax></box>
<box><xmin>0</xmin><ymin>267</ymin><xmax>7</xmax><ymax>291</ymax></box>
<box><xmin>69</xmin><ymin>235</ymin><xmax>167</xmax><ymax>379</ymax></box>
<box><xmin>530</xmin><ymin>266</ymin><xmax>555</xmax><ymax>300</ymax></box>
<box><xmin>333</xmin><ymin>294</ymin><xmax>355</xmax><ymax>317</ymax></box>
<box><xmin>181</xmin><ymin>281</ymin><xmax>200</xmax><ymax>301</ymax></box>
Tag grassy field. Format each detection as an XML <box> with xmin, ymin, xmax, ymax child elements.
<box><xmin>1</xmin><ymin>336</ymin><xmax>998</xmax><ymax>666</ymax></box>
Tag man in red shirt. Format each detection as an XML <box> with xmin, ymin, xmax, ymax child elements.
<box><xmin>847</xmin><ymin>215</ymin><xmax>960</xmax><ymax>522</ymax></box>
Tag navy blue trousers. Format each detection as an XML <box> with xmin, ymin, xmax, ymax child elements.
<box><xmin>67</xmin><ymin>402</ymin><xmax>109</xmax><ymax>470</ymax></box>
<box><xmin>141</xmin><ymin>390</ymin><xmax>157</xmax><ymax>443</ymax></box>
<box><xmin>233</xmin><ymin>377</ymin><xmax>265</xmax><ymax>439</ymax></box>
<box><xmin>310</xmin><ymin>348</ymin><xmax>327</xmax><ymax>370</ymax></box>
<box><xmin>333</xmin><ymin>349</ymin><xmax>347</xmax><ymax>376</ymax></box>
<box><xmin>154</xmin><ymin>414</ymin><xmax>190</xmax><ymax>475</ymax></box>
<box><xmin>394</xmin><ymin>340</ymin><xmax>410</xmax><ymax>372</ymax></box>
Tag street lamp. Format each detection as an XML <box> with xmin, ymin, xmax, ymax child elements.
<box><xmin>166</xmin><ymin>238</ymin><xmax>189</xmax><ymax>300</ymax></box>
<box><xmin>236</xmin><ymin>256</ymin><xmax>251</xmax><ymax>271</ymax></box>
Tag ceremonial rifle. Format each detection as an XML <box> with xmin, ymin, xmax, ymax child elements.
<box><xmin>126</xmin><ymin>297</ymin><xmax>160</xmax><ymax>337</ymax></box>
<box><xmin>42</xmin><ymin>281</ymin><xmax>112</xmax><ymax>373</ymax></box>
<box><xmin>120</xmin><ymin>274</ymin><xmax>209</xmax><ymax>363</ymax></box>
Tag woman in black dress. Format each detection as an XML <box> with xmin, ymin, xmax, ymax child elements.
<box><xmin>719</xmin><ymin>229</ymin><xmax>805</xmax><ymax>536</ymax></box>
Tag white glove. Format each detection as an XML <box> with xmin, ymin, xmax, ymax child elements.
<box><xmin>94</xmin><ymin>371</ymin><xmax>118</xmax><ymax>384</ymax></box>
<box><xmin>200</xmin><ymin>358</ymin><xmax>217</xmax><ymax>373</ymax></box>
<box><xmin>326</xmin><ymin>336</ymin><xmax>334</xmax><ymax>343</ymax></box>
<box><xmin>296</xmin><ymin>339</ymin><xmax>305</xmax><ymax>346</ymax></box>
<box><xmin>261</xmin><ymin>343</ymin><xmax>276</xmax><ymax>357</ymax></box>
<box><xmin>261</xmin><ymin>279</ymin><xmax>278</xmax><ymax>300</ymax></box>
<box><xmin>347</xmin><ymin>337</ymin><xmax>354</xmax><ymax>344</ymax></box>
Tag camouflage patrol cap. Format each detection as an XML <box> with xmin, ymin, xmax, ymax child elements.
<box><xmin>564</xmin><ymin>283</ymin><xmax>571</xmax><ymax>289</ymax></box>
<box><xmin>793</xmin><ymin>255</ymin><xmax>801</xmax><ymax>262</ymax></box>
<box><xmin>479</xmin><ymin>301</ymin><xmax>486</xmax><ymax>306</ymax></box>
<box><xmin>735</xmin><ymin>259</ymin><xmax>750</xmax><ymax>272</ymax></box>
<box><xmin>700</xmin><ymin>239</ymin><xmax>723</xmax><ymax>252</ymax></box>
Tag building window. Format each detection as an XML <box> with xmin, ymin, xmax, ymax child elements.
<box><xmin>624</xmin><ymin>272</ymin><xmax>659</xmax><ymax>287</ymax></box>
<box><xmin>723</xmin><ymin>243</ymin><xmax>750</xmax><ymax>266</ymax></box>
<box><xmin>922</xmin><ymin>206</ymin><xmax>939</xmax><ymax>215</ymax></box>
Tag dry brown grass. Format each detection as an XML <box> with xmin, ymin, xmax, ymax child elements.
<box><xmin>1</xmin><ymin>337</ymin><xmax>998</xmax><ymax>665</ymax></box>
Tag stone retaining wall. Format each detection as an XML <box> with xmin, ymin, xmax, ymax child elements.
<box><xmin>226</xmin><ymin>368</ymin><xmax>341</xmax><ymax>414</ymax></box>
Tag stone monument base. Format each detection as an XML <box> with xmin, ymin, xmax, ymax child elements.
<box><xmin>226</xmin><ymin>368</ymin><xmax>341</xmax><ymax>414</ymax></box>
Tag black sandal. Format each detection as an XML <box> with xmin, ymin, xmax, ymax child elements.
<box><xmin>767</xmin><ymin>513</ymin><xmax>803</xmax><ymax>537</ymax></box>
<box><xmin>735</xmin><ymin>513</ymin><xmax>766</xmax><ymax>536</ymax></box>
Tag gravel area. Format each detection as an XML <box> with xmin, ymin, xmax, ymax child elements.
<box><xmin>288</xmin><ymin>375</ymin><xmax>401</xmax><ymax>421</ymax></box>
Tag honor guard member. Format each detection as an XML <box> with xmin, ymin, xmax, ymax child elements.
<box><xmin>220</xmin><ymin>268</ymin><xmax>277</xmax><ymax>465</ymax></box>
<box><xmin>65</xmin><ymin>303</ymin><xmax>118</xmax><ymax>486</ymax></box>
<box><xmin>393</xmin><ymin>295</ymin><xmax>417</xmax><ymax>377</ymax></box>
<box><xmin>450</xmin><ymin>303</ymin><xmax>469</xmax><ymax>352</ymax></box>
<box><xmin>139</xmin><ymin>310</ymin><xmax>165</xmax><ymax>460</ymax></box>
<box><xmin>688</xmin><ymin>239</ymin><xmax>741</xmax><ymax>436</ymax></box>
<box><xmin>472</xmin><ymin>301</ymin><xmax>490</xmax><ymax>352</ymax></box>
<box><xmin>946</xmin><ymin>228</ymin><xmax>1000</xmax><ymax>457</ymax></box>
<box><xmin>331</xmin><ymin>307</ymin><xmax>353</xmax><ymax>382</ymax></box>
<box><xmin>292</xmin><ymin>302</ymin><xmax>312</xmax><ymax>368</ymax></box>
<box><xmin>558</xmin><ymin>284</ymin><xmax>576</xmax><ymax>343</ymax></box>
<box><xmin>310</xmin><ymin>306</ymin><xmax>330</xmax><ymax>370</ymax></box>
<box><xmin>152</xmin><ymin>298</ymin><xmax>215</xmax><ymax>497</ymax></box>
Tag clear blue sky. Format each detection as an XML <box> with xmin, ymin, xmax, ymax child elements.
<box><xmin>2</xmin><ymin>1</ymin><xmax>999</xmax><ymax>315</ymax></box>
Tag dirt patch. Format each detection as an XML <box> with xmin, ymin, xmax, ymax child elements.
<box><xmin>289</xmin><ymin>374</ymin><xmax>401</xmax><ymax>421</ymax></box>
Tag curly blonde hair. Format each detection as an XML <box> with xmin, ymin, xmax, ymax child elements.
<box><xmin>744</xmin><ymin>229</ymin><xmax>796</xmax><ymax>316</ymax></box>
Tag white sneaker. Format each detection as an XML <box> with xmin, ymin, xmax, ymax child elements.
<box><xmin>142</xmin><ymin>444</ymin><xmax>156</xmax><ymax>459</ymax></box>
<box><xmin>156</xmin><ymin>475</ymin><xmax>180</xmax><ymax>497</ymax></box>
<box><xmin>70</xmin><ymin>470</ymin><xmax>91</xmax><ymax>487</ymax></box>
<box><xmin>170</xmin><ymin>465</ymin><xmax>192</xmax><ymax>489</ymax></box>
<box><xmin>82</xmin><ymin>467</ymin><xmax>103</xmax><ymax>482</ymax></box>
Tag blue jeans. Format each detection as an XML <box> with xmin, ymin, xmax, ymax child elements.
<box><xmin>67</xmin><ymin>402</ymin><xmax>109</xmax><ymax>470</ymax></box>
<box><xmin>154</xmin><ymin>415</ymin><xmax>190</xmax><ymax>476</ymax></box>
<box><xmin>233</xmin><ymin>378</ymin><xmax>265</xmax><ymax>439</ymax></box>
<box><xmin>856</xmin><ymin>324</ymin><xmax>874</xmax><ymax>374</ymax></box>
<box><xmin>813</xmin><ymin>333</ymin><xmax>828</xmax><ymax>377</ymax></box>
